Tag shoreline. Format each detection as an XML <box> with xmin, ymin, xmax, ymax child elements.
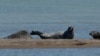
<box><xmin>0</xmin><ymin>39</ymin><xmax>100</xmax><ymax>48</ymax></box>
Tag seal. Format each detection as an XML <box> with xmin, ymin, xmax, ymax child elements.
<box><xmin>30</xmin><ymin>26</ymin><xmax>74</xmax><ymax>39</ymax></box>
<box><xmin>63</xmin><ymin>26</ymin><xmax>74</xmax><ymax>39</ymax></box>
<box><xmin>4</xmin><ymin>30</ymin><xmax>33</xmax><ymax>39</ymax></box>
<box><xmin>89</xmin><ymin>31</ymin><xmax>100</xmax><ymax>39</ymax></box>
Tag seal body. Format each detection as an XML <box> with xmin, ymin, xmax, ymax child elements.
<box><xmin>4</xmin><ymin>30</ymin><xmax>32</xmax><ymax>39</ymax></box>
<box><xmin>89</xmin><ymin>31</ymin><xmax>100</xmax><ymax>39</ymax></box>
<box><xmin>30</xmin><ymin>26</ymin><xmax>74</xmax><ymax>39</ymax></box>
<box><xmin>63</xmin><ymin>26</ymin><xmax>74</xmax><ymax>39</ymax></box>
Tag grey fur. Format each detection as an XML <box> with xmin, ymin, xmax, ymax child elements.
<box><xmin>4</xmin><ymin>30</ymin><xmax>33</xmax><ymax>39</ymax></box>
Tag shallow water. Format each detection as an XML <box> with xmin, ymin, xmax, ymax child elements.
<box><xmin>0</xmin><ymin>0</ymin><xmax>100</xmax><ymax>55</ymax></box>
<box><xmin>0</xmin><ymin>48</ymin><xmax>100</xmax><ymax>56</ymax></box>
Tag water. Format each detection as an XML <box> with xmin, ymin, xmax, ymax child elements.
<box><xmin>0</xmin><ymin>0</ymin><xmax>100</xmax><ymax>55</ymax></box>
<box><xmin>0</xmin><ymin>48</ymin><xmax>100</xmax><ymax>56</ymax></box>
<box><xmin>0</xmin><ymin>0</ymin><xmax>100</xmax><ymax>39</ymax></box>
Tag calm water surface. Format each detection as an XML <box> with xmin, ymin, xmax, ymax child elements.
<box><xmin>0</xmin><ymin>0</ymin><xmax>100</xmax><ymax>56</ymax></box>
<box><xmin>0</xmin><ymin>48</ymin><xmax>100</xmax><ymax>56</ymax></box>
<box><xmin>0</xmin><ymin>0</ymin><xmax>100</xmax><ymax>39</ymax></box>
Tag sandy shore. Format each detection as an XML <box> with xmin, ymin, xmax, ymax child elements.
<box><xmin>0</xmin><ymin>39</ymin><xmax>100</xmax><ymax>48</ymax></box>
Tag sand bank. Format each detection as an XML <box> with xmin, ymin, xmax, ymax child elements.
<box><xmin>0</xmin><ymin>39</ymin><xmax>100</xmax><ymax>48</ymax></box>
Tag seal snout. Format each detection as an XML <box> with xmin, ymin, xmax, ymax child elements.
<box><xmin>68</xmin><ymin>26</ymin><xmax>74</xmax><ymax>32</ymax></box>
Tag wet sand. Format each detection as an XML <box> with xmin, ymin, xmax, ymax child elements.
<box><xmin>0</xmin><ymin>39</ymin><xmax>100</xmax><ymax>48</ymax></box>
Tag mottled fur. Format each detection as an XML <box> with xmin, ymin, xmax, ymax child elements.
<box><xmin>90</xmin><ymin>31</ymin><xmax>100</xmax><ymax>39</ymax></box>
<box><xmin>30</xmin><ymin>26</ymin><xmax>74</xmax><ymax>39</ymax></box>
<box><xmin>4</xmin><ymin>30</ymin><xmax>32</xmax><ymax>39</ymax></box>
